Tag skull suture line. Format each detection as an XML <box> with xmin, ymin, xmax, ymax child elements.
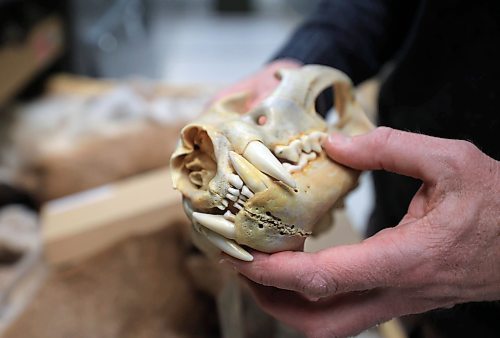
<box><xmin>171</xmin><ymin>65</ymin><xmax>374</xmax><ymax>261</ymax></box>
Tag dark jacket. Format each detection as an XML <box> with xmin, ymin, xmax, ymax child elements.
<box><xmin>274</xmin><ymin>0</ymin><xmax>500</xmax><ymax>337</ymax></box>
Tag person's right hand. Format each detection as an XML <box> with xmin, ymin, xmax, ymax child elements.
<box><xmin>211</xmin><ymin>59</ymin><xmax>302</xmax><ymax>111</ymax></box>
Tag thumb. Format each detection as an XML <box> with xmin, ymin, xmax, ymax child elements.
<box><xmin>323</xmin><ymin>127</ymin><xmax>452</xmax><ymax>183</ymax></box>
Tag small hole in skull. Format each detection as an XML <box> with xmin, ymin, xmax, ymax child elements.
<box><xmin>258</xmin><ymin>224</ymin><xmax>263</xmax><ymax>229</ymax></box>
<box><xmin>257</xmin><ymin>115</ymin><xmax>267</xmax><ymax>125</ymax></box>
<box><xmin>265</xmin><ymin>211</ymin><xmax>271</xmax><ymax>216</ymax></box>
<box><xmin>279</xmin><ymin>231</ymin><xmax>285</xmax><ymax>235</ymax></box>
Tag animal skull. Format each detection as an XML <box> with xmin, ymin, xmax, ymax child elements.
<box><xmin>171</xmin><ymin>65</ymin><xmax>373</xmax><ymax>261</ymax></box>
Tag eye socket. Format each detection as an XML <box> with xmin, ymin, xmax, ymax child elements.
<box><xmin>257</xmin><ymin>115</ymin><xmax>267</xmax><ymax>125</ymax></box>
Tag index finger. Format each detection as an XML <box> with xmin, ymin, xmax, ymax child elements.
<box><xmin>223</xmin><ymin>224</ymin><xmax>422</xmax><ymax>300</ymax></box>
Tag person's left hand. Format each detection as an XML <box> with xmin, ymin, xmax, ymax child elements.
<box><xmin>221</xmin><ymin>127</ymin><xmax>500</xmax><ymax>338</ymax></box>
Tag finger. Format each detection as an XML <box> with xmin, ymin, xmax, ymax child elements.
<box><xmin>323</xmin><ymin>127</ymin><xmax>456</xmax><ymax>183</ymax></box>
<box><xmin>244</xmin><ymin>278</ymin><xmax>409</xmax><ymax>338</ymax></box>
<box><xmin>223</xmin><ymin>226</ymin><xmax>420</xmax><ymax>300</ymax></box>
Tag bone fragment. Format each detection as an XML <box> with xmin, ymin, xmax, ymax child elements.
<box><xmin>203</xmin><ymin>228</ymin><xmax>253</xmax><ymax>261</ymax></box>
<box><xmin>242</xmin><ymin>141</ymin><xmax>297</xmax><ymax>189</ymax></box>
<box><xmin>193</xmin><ymin>212</ymin><xmax>236</xmax><ymax>239</ymax></box>
<box><xmin>229</xmin><ymin>151</ymin><xmax>272</xmax><ymax>193</ymax></box>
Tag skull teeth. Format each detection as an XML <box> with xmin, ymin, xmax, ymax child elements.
<box><xmin>224</xmin><ymin>210</ymin><xmax>236</xmax><ymax>222</ymax></box>
<box><xmin>193</xmin><ymin>212</ymin><xmax>236</xmax><ymax>239</ymax></box>
<box><xmin>241</xmin><ymin>185</ymin><xmax>254</xmax><ymax>198</ymax></box>
<box><xmin>228</xmin><ymin>174</ymin><xmax>243</xmax><ymax>189</ymax></box>
<box><xmin>242</xmin><ymin>141</ymin><xmax>297</xmax><ymax>189</ymax></box>
<box><xmin>226</xmin><ymin>193</ymin><xmax>238</xmax><ymax>202</ymax></box>
<box><xmin>273</xmin><ymin>131</ymin><xmax>326</xmax><ymax>170</ymax></box>
<box><xmin>202</xmin><ymin>227</ymin><xmax>253</xmax><ymax>261</ymax></box>
<box><xmin>229</xmin><ymin>151</ymin><xmax>272</xmax><ymax>193</ymax></box>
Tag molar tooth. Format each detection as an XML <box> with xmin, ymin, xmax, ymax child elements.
<box><xmin>226</xmin><ymin>193</ymin><xmax>238</xmax><ymax>202</ymax></box>
<box><xmin>234</xmin><ymin>203</ymin><xmax>243</xmax><ymax>211</ymax></box>
<box><xmin>228</xmin><ymin>187</ymin><xmax>240</xmax><ymax>196</ymax></box>
<box><xmin>203</xmin><ymin>228</ymin><xmax>253</xmax><ymax>261</ymax></box>
<box><xmin>310</xmin><ymin>131</ymin><xmax>326</xmax><ymax>152</ymax></box>
<box><xmin>243</xmin><ymin>141</ymin><xmax>297</xmax><ymax>189</ymax></box>
<box><xmin>241</xmin><ymin>185</ymin><xmax>254</xmax><ymax>198</ymax></box>
<box><xmin>274</xmin><ymin>145</ymin><xmax>300</xmax><ymax>163</ymax></box>
<box><xmin>229</xmin><ymin>151</ymin><xmax>273</xmax><ymax>193</ymax></box>
<box><xmin>237</xmin><ymin>198</ymin><xmax>246</xmax><ymax>205</ymax></box>
<box><xmin>221</xmin><ymin>199</ymin><xmax>229</xmax><ymax>207</ymax></box>
<box><xmin>224</xmin><ymin>210</ymin><xmax>235</xmax><ymax>222</ymax></box>
<box><xmin>193</xmin><ymin>212</ymin><xmax>236</xmax><ymax>239</ymax></box>
<box><xmin>300</xmin><ymin>135</ymin><xmax>312</xmax><ymax>153</ymax></box>
<box><xmin>228</xmin><ymin>174</ymin><xmax>243</xmax><ymax>189</ymax></box>
<box><xmin>216</xmin><ymin>204</ymin><xmax>225</xmax><ymax>210</ymax></box>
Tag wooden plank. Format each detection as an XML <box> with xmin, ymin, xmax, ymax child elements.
<box><xmin>41</xmin><ymin>168</ymin><xmax>184</xmax><ymax>266</ymax></box>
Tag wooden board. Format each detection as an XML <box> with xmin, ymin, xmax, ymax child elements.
<box><xmin>41</xmin><ymin>167</ymin><xmax>184</xmax><ymax>266</ymax></box>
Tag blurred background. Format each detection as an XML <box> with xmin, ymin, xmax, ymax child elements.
<box><xmin>0</xmin><ymin>1</ymin><xmax>394</xmax><ymax>337</ymax></box>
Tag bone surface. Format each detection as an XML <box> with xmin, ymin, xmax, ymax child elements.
<box><xmin>171</xmin><ymin>65</ymin><xmax>374</xmax><ymax>260</ymax></box>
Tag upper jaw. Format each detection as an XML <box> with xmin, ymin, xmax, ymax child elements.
<box><xmin>192</xmin><ymin>130</ymin><xmax>328</xmax><ymax>261</ymax></box>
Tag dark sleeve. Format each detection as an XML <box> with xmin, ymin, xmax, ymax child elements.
<box><xmin>273</xmin><ymin>0</ymin><xmax>421</xmax><ymax>84</ymax></box>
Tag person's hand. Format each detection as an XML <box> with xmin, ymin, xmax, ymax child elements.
<box><xmin>221</xmin><ymin>127</ymin><xmax>500</xmax><ymax>338</ymax></box>
<box><xmin>211</xmin><ymin>59</ymin><xmax>302</xmax><ymax>110</ymax></box>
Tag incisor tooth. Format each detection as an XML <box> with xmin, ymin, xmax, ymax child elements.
<box><xmin>243</xmin><ymin>141</ymin><xmax>297</xmax><ymax>188</ymax></box>
<box><xmin>229</xmin><ymin>174</ymin><xmax>243</xmax><ymax>189</ymax></box>
<box><xmin>203</xmin><ymin>228</ymin><xmax>253</xmax><ymax>261</ymax></box>
<box><xmin>229</xmin><ymin>151</ymin><xmax>272</xmax><ymax>193</ymax></box>
<box><xmin>228</xmin><ymin>187</ymin><xmax>240</xmax><ymax>196</ymax></box>
<box><xmin>193</xmin><ymin>212</ymin><xmax>236</xmax><ymax>239</ymax></box>
<box><xmin>241</xmin><ymin>185</ymin><xmax>254</xmax><ymax>198</ymax></box>
<box><xmin>226</xmin><ymin>193</ymin><xmax>238</xmax><ymax>202</ymax></box>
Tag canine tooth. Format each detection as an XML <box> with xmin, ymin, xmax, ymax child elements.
<box><xmin>221</xmin><ymin>199</ymin><xmax>229</xmax><ymax>207</ymax></box>
<box><xmin>228</xmin><ymin>174</ymin><xmax>243</xmax><ymax>189</ymax></box>
<box><xmin>203</xmin><ymin>229</ymin><xmax>253</xmax><ymax>261</ymax></box>
<box><xmin>229</xmin><ymin>151</ymin><xmax>272</xmax><ymax>193</ymax></box>
<box><xmin>193</xmin><ymin>212</ymin><xmax>236</xmax><ymax>239</ymax></box>
<box><xmin>301</xmin><ymin>135</ymin><xmax>312</xmax><ymax>153</ymax></box>
<box><xmin>243</xmin><ymin>141</ymin><xmax>297</xmax><ymax>189</ymax></box>
<box><xmin>224</xmin><ymin>210</ymin><xmax>235</xmax><ymax>222</ymax></box>
<box><xmin>241</xmin><ymin>185</ymin><xmax>254</xmax><ymax>198</ymax></box>
<box><xmin>226</xmin><ymin>193</ymin><xmax>238</xmax><ymax>202</ymax></box>
<box><xmin>228</xmin><ymin>187</ymin><xmax>240</xmax><ymax>196</ymax></box>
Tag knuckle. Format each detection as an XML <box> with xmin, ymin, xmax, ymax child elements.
<box><xmin>298</xmin><ymin>268</ymin><xmax>338</xmax><ymax>299</ymax></box>
<box><xmin>443</xmin><ymin>140</ymin><xmax>479</xmax><ymax>174</ymax></box>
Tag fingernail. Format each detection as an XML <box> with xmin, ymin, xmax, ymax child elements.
<box><xmin>327</xmin><ymin>133</ymin><xmax>350</xmax><ymax>146</ymax></box>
